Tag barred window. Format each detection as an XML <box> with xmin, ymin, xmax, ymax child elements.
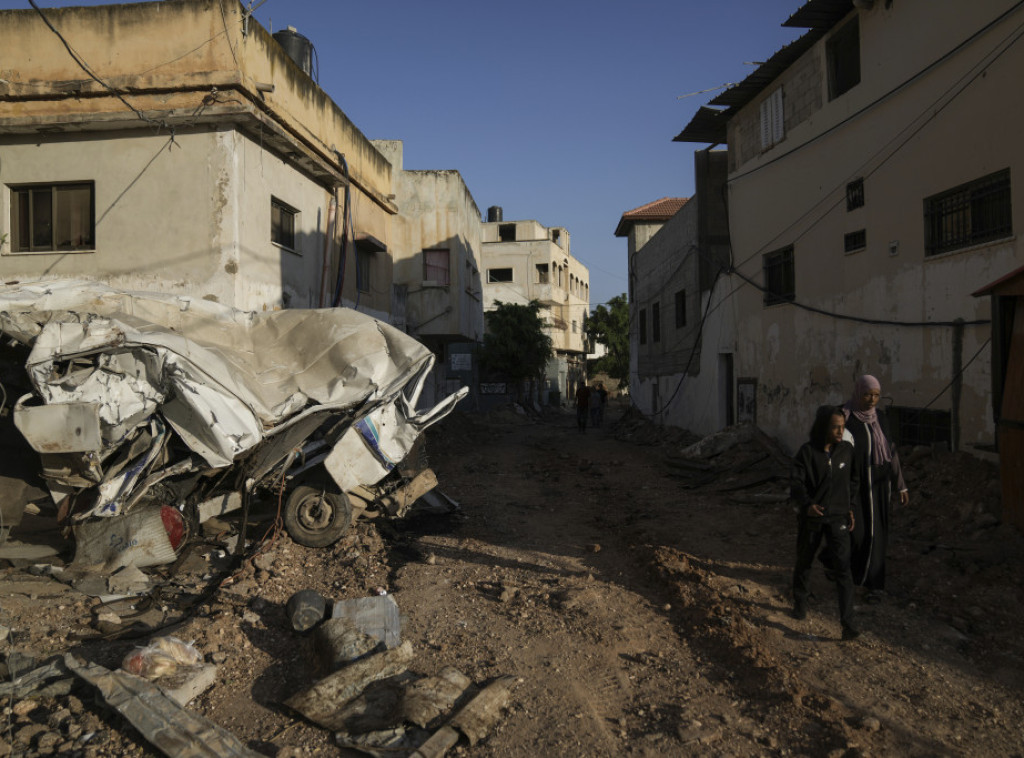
<box><xmin>925</xmin><ymin>169</ymin><xmax>1011</xmax><ymax>256</ymax></box>
<box><xmin>762</xmin><ymin>246</ymin><xmax>795</xmax><ymax>306</ymax></box>
<box><xmin>846</xmin><ymin>178</ymin><xmax>864</xmax><ymax>211</ymax></box>
<box><xmin>844</xmin><ymin>229</ymin><xmax>866</xmax><ymax>253</ymax></box>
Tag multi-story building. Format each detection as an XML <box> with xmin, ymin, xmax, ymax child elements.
<box><xmin>672</xmin><ymin>0</ymin><xmax>1024</xmax><ymax>458</ymax></box>
<box><xmin>0</xmin><ymin>0</ymin><xmax>395</xmax><ymax>318</ymax></box>
<box><xmin>373</xmin><ymin>140</ymin><xmax>485</xmax><ymax>407</ymax></box>
<box><xmin>481</xmin><ymin>212</ymin><xmax>590</xmax><ymax>404</ymax></box>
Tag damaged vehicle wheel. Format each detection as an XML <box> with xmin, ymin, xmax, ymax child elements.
<box><xmin>284</xmin><ymin>485</ymin><xmax>353</xmax><ymax>548</ymax></box>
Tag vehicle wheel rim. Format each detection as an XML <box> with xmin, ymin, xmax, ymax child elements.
<box><xmin>298</xmin><ymin>493</ymin><xmax>333</xmax><ymax>531</ymax></box>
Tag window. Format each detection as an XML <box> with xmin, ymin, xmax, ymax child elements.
<box><xmin>675</xmin><ymin>290</ymin><xmax>687</xmax><ymax>328</ymax></box>
<box><xmin>10</xmin><ymin>182</ymin><xmax>94</xmax><ymax>253</ymax></box>
<box><xmin>846</xmin><ymin>178</ymin><xmax>864</xmax><ymax>211</ymax></box>
<box><xmin>498</xmin><ymin>223</ymin><xmax>516</xmax><ymax>242</ymax></box>
<box><xmin>763</xmin><ymin>246</ymin><xmax>795</xmax><ymax>306</ymax></box>
<box><xmin>924</xmin><ymin>169</ymin><xmax>1011</xmax><ymax>256</ymax></box>
<box><xmin>888</xmin><ymin>406</ymin><xmax>951</xmax><ymax>448</ymax></box>
<box><xmin>271</xmin><ymin>197</ymin><xmax>297</xmax><ymax>250</ymax></box>
<box><xmin>759</xmin><ymin>87</ymin><xmax>784</xmax><ymax>150</ymax></box>
<box><xmin>639</xmin><ymin>308</ymin><xmax>647</xmax><ymax>345</ymax></box>
<box><xmin>652</xmin><ymin>302</ymin><xmax>661</xmax><ymax>343</ymax></box>
<box><xmin>487</xmin><ymin>268</ymin><xmax>513</xmax><ymax>283</ymax></box>
<box><xmin>536</xmin><ymin>263</ymin><xmax>549</xmax><ymax>283</ymax></box>
<box><xmin>423</xmin><ymin>249</ymin><xmax>450</xmax><ymax>285</ymax></box>
<box><xmin>844</xmin><ymin>229</ymin><xmax>866</xmax><ymax>253</ymax></box>
<box><xmin>356</xmin><ymin>249</ymin><xmax>372</xmax><ymax>293</ymax></box>
<box><xmin>827</xmin><ymin>17</ymin><xmax>860</xmax><ymax>100</ymax></box>
<box><xmin>571</xmin><ymin>320</ymin><xmax>577</xmax><ymax>333</ymax></box>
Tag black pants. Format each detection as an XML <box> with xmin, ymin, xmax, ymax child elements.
<box><xmin>793</xmin><ymin>516</ymin><xmax>855</xmax><ymax>630</ymax></box>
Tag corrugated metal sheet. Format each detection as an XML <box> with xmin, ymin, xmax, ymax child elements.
<box><xmin>784</xmin><ymin>0</ymin><xmax>856</xmax><ymax>29</ymax></box>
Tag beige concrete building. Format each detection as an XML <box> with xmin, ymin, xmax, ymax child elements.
<box><xmin>0</xmin><ymin>0</ymin><xmax>396</xmax><ymax>319</ymax></box>
<box><xmin>673</xmin><ymin>0</ymin><xmax>1024</xmax><ymax>455</ymax></box>
<box><xmin>481</xmin><ymin>214</ymin><xmax>590</xmax><ymax>403</ymax></box>
<box><xmin>617</xmin><ymin>154</ymin><xmax>731</xmax><ymax>434</ymax></box>
<box><xmin>372</xmin><ymin>140</ymin><xmax>485</xmax><ymax>406</ymax></box>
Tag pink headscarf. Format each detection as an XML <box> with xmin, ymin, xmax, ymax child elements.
<box><xmin>843</xmin><ymin>375</ymin><xmax>892</xmax><ymax>465</ymax></box>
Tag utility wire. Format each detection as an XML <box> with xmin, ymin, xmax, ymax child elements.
<box><xmin>27</xmin><ymin>0</ymin><xmax>172</xmax><ymax>133</ymax></box>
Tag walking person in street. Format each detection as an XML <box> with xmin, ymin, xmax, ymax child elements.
<box><xmin>843</xmin><ymin>375</ymin><xmax>909</xmax><ymax>603</ymax></box>
<box><xmin>791</xmin><ymin>405</ymin><xmax>861</xmax><ymax>641</ymax></box>
<box><xmin>575</xmin><ymin>381</ymin><xmax>591</xmax><ymax>433</ymax></box>
<box><xmin>588</xmin><ymin>382</ymin><xmax>603</xmax><ymax>429</ymax></box>
<box><xmin>594</xmin><ymin>381</ymin><xmax>608</xmax><ymax>428</ymax></box>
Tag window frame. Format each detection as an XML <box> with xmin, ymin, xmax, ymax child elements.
<box><xmin>846</xmin><ymin>178</ymin><xmax>865</xmax><ymax>211</ymax></box>
<box><xmin>487</xmin><ymin>267</ymin><xmax>514</xmax><ymax>283</ymax></box>
<box><xmin>844</xmin><ymin>229</ymin><xmax>867</xmax><ymax>253</ymax></box>
<box><xmin>924</xmin><ymin>169</ymin><xmax>1012</xmax><ymax>257</ymax></box>
<box><xmin>827</xmin><ymin>17</ymin><xmax>861</xmax><ymax>100</ymax></box>
<box><xmin>675</xmin><ymin>290</ymin><xmax>687</xmax><ymax>329</ymax></box>
<box><xmin>638</xmin><ymin>308</ymin><xmax>647</xmax><ymax>345</ymax></box>
<box><xmin>356</xmin><ymin>248</ymin><xmax>372</xmax><ymax>293</ymax></box>
<box><xmin>9</xmin><ymin>181</ymin><xmax>95</xmax><ymax>254</ymax></box>
<box><xmin>759</xmin><ymin>87</ymin><xmax>784</xmax><ymax>150</ymax></box>
<box><xmin>762</xmin><ymin>245</ymin><xmax>795</xmax><ymax>307</ymax></box>
<box><xmin>652</xmin><ymin>302</ymin><xmax>661</xmax><ymax>343</ymax></box>
<box><xmin>422</xmin><ymin>248</ymin><xmax>450</xmax><ymax>285</ymax></box>
<box><xmin>271</xmin><ymin>197</ymin><xmax>298</xmax><ymax>252</ymax></box>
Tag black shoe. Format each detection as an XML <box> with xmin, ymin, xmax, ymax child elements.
<box><xmin>841</xmin><ymin>625</ymin><xmax>861</xmax><ymax>641</ymax></box>
<box><xmin>791</xmin><ymin>603</ymin><xmax>807</xmax><ymax>620</ymax></box>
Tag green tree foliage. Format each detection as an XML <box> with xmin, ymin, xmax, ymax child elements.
<box><xmin>585</xmin><ymin>293</ymin><xmax>629</xmax><ymax>388</ymax></box>
<box><xmin>478</xmin><ymin>301</ymin><xmax>553</xmax><ymax>386</ymax></box>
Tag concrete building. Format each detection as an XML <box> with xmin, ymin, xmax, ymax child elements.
<box><xmin>372</xmin><ymin>140</ymin><xmax>485</xmax><ymax>408</ymax></box>
<box><xmin>481</xmin><ymin>214</ymin><xmax>590</xmax><ymax>404</ymax></box>
<box><xmin>617</xmin><ymin>154</ymin><xmax>731</xmax><ymax>434</ymax></box>
<box><xmin>672</xmin><ymin>0</ymin><xmax>1024</xmax><ymax>455</ymax></box>
<box><xmin>0</xmin><ymin>0</ymin><xmax>396</xmax><ymax>319</ymax></box>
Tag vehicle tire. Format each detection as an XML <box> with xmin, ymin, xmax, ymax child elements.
<box><xmin>283</xmin><ymin>485</ymin><xmax>353</xmax><ymax>548</ymax></box>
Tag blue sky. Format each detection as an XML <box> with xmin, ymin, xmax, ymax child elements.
<box><xmin>1</xmin><ymin>0</ymin><xmax>806</xmax><ymax>309</ymax></box>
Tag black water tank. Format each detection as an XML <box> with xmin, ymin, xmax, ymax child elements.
<box><xmin>273</xmin><ymin>27</ymin><xmax>313</xmax><ymax>77</ymax></box>
<box><xmin>487</xmin><ymin>206</ymin><xmax>503</xmax><ymax>222</ymax></box>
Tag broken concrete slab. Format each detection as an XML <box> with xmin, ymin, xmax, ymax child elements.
<box><xmin>284</xmin><ymin>641</ymin><xmax>415</xmax><ymax>731</ymax></box>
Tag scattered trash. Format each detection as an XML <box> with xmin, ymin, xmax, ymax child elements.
<box><xmin>121</xmin><ymin>636</ymin><xmax>202</xmax><ymax>680</ymax></box>
<box><xmin>65</xmin><ymin>653</ymin><xmax>259</xmax><ymax>758</ymax></box>
<box><xmin>402</xmin><ymin>667</ymin><xmax>472</xmax><ymax>729</ymax></box>
<box><xmin>411</xmin><ymin>675</ymin><xmax>516</xmax><ymax>757</ymax></box>
<box><xmin>331</xmin><ymin>594</ymin><xmax>403</xmax><ymax>649</ymax></box>
<box><xmin>286</xmin><ymin>589</ymin><xmax>328</xmax><ymax>632</ymax></box>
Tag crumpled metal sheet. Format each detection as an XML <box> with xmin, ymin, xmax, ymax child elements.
<box><xmin>64</xmin><ymin>654</ymin><xmax>262</xmax><ymax>758</ymax></box>
<box><xmin>0</xmin><ymin>279</ymin><xmax>453</xmax><ymax>514</ymax></box>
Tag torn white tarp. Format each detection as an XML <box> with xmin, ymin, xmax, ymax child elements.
<box><xmin>0</xmin><ymin>279</ymin><xmax>460</xmax><ymax>518</ymax></box>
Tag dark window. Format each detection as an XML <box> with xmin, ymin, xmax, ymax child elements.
<box><xmin>356</xmin><ymin>248</ymin><xmax>372</xmax><ymax>293</ymax></box>
<box><xmin>844</xmin><ymin>229</ymin><xmax>867</xmax><ymax>252</ymax></box>
<box><xmin>10</xmin><ymin>182</ymin><xmax>94</xmax><ymax>252</ymax></box>
<box><xmin>924</xmin><ymin>169</ymin><xmax>1012</xmax><ymax>256</ymax></box>
<box><xmin>498</xmin><ymin>223</ymin><xmax>516</xmax><ymax>242</ymax></box>
<box><xmin>827</xmin><ymin>17</ymin><xmax>860</xmax><ymax>100</ymax></box>
<box><xmin>888</xmin><ymin>406</ymin><xmax>952</xmax><ymax>448</ymax></box>
<box><xmin>846</xmin><ymin>178</ymin><xmax>864</xmax><ymax>211</ymax></box>
<box><xmin>536</xmin><ymin>263</ymin><xmax>549</xmax><ymax>283</ymax></box>
<box><xmin>423</xmin><ymin>249</ymin><xmax>450</xmax><ymax>285</ymax></box>
<box><xmin>652</xmin><ymin>302</ymin><xmax>661</xmax><ymax>343</ymax></box>
<box><xmin>487</xmin><ymin>268</ymin><xmax>513</xmax><ymax>283</ymax></box>
<box><xmin>762</xmin><ymin>246</ymin><xmax>795</xmax><ymax>306</ymax></box>
<box><xmin>271</xmin><ymin>197</ymin><xmax>297</xmax><ymax>250</ymax></box>
<box><xmin>639</xmin><ymin>308</ymin><xmax>647</xmax><ymax>345</ymax></box>
<box><xmin>675</xmin><ymin>290</ymin><xmax>687</xmax><ymax>328</ymax></box>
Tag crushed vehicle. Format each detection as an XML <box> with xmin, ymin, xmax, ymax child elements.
<box><xmin>0</xmin><ymin>280</ymin><xmax>467</xmax><ymax>568</ymax></box>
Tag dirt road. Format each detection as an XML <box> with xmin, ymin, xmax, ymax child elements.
<box><xmin>2</xmin><ymin>403</ymin><xmax>1023</xmax><ymax>756</ymax></box>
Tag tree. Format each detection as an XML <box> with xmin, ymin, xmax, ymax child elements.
<box><xmin>478</xmin><ymin>301</ymin><xmax>553</xmax><ymax>395</ymax></box>
<box><xmin>585</xmin><ymin>293</ymin><xmax>629</xmax><ymax>388</ymax></box>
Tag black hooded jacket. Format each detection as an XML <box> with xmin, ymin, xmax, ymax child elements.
<box><xmin>791</xmin><ymin>440</ymin><xmax>860</xmax><ymax>519</ymax></box>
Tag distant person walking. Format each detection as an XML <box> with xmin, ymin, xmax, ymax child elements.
<box><xmin>594</xmin><ymin>382</ymin><xmax>608</xmax><ymax>428</ymax></box>
<box><xmin>575</xmin><ymin>382</ymin><xmax>591</xmax><ymax>433</ymax></box>
<box><xmin>588</xmin><ymin>382</ymin><xmax>603</xmax><ymax>428</ymax></box>
<box><xmin>791</xmin><ymin>405</ymin><xmax>860</xmax><ymax>641</ymax></box>
<box><xmin>843</xmin><ymin>375</ymin><xmax>909</xmax><ymax>603</ymax></box>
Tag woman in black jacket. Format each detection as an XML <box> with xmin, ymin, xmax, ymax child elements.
<box><xmin>791</xmin><ymin>405</ymin><xmax>861</xmax><ymax>641</ymax></box>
